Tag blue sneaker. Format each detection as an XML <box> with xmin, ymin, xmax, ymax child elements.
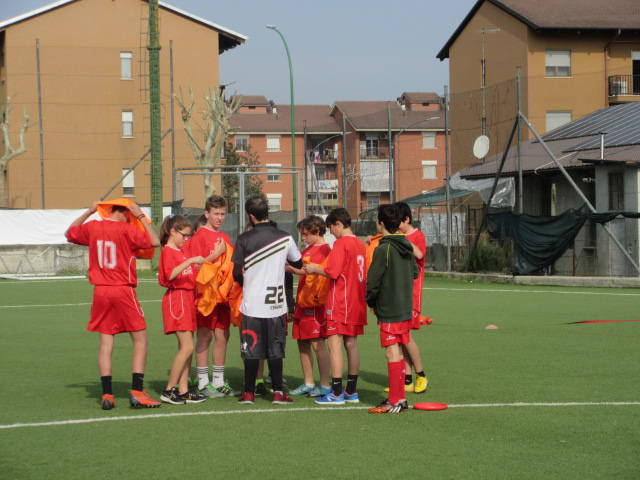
<box><xmin>344</xmin><ymin>391</ymin><xmax>360</xmax><ymax>404</ymax></box>
<box><xmin>314</xmin><ymin>392</ymin><xmax>345</xmax><ymax>405</ymax></box>
<box><xmin>289</xmin><ymin>383</ymin><xmax>314</xmax><ymax>395</ymax></box>
<box><xmin>308</xmin><ymin>385</ymin><xmax>332</xmax><ymax>398</ymax></box>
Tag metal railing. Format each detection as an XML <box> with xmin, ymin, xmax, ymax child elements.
<box><xmin>608</xmin><ymin>75</ymin><xmax>640</xmax><ymax>96</ymax></box>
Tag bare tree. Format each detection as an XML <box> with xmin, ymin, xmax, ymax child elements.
<box><xmin>175</xmin><ymin>87</ymin><xmax>242</xmax><ymax>197</ymax></box>
<box><xmin>0</xmin><ymin>98</ymin><xmax>29</xmax><ymax>207</ymax></box>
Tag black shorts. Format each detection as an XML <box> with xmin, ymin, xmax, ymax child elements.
<box><xmin>240</xmin><ymin>314</ymin><xmax>287</xmax><ymax>360</ymax></box>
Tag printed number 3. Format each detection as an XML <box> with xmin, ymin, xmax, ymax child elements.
<box><xmin>265</xmin><ymin>286</ymin><xmax>284</xmax><ymax>305</ymax></box>
<box><xmin>356</xmin><ymin>255</ymin><xmax>365</xmax><ymax>282</ymax></box>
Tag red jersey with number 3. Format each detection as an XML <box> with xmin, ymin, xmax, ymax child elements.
<box><xmin>324</xmin><ymin>235</ymin><xmax>367</xmax><ymax>326</ymax></box>
<box><xmin>406</xmin><ymin>228</ymin><xmax>426</xmax><ymax>316</ymax></box>
<box><xmin>66</xmin><ymin>219</ymin><xmax>152</xmax><ymax>286</ymax></box>
<box><xmin>158</xmin><ymin>245</ymin><xmax>195</xmax><ymax>290</ymax></box>
<box><xmin>185</xmin><ymin>227</ymin><xmax>232</xmax><ymax>257</ymax></box>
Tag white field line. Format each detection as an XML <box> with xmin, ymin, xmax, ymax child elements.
<box><xmin>0</xmin><ymin>299</ymin><xmax>160</xmax><ymax>309</ymax></box>
<box><xmin>1</xmin><ymin>402</ymin><xmax>639</xmax><ymax>430</ymax></box>
<box><xmin>424</xmin><ymin>287</ymin><xmax>640</xmax><ymax>297</ymax></box>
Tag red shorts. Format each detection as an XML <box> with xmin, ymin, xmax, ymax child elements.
<box><xmin>88</xmin><ymin>285</ymin><xmax>146</xmax><ymax>335</ymax></box>
<box><xmin>379</xmin><ymin>320</ymin><xmax>411</xmax><ymax>347</ymax></box>
<box><xmin>410</xmin><ymin>310</ymin><xmax>421</xmax><ymax>330</ymax></box>
<box><xmin>293</xmin><ymin>306</ymin><xmax>326</xmax><ymax>340</ymax></box>
<box><xmin>325</xmin><ymin>319</ymin><xmax>364</xmax><ymax>337</ymax></box>
<box><xmin>196</xmin><ymin>303</ymin><xmax>231</xmax><ymax>330</ymax></box>
<box><xmin>162</xmin><ymin>289</ymin><xmax>196</xmax><ymax>335</ymax></box>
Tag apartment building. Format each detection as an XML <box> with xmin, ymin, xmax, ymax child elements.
<box><xmin>0</xmin><ymin>0</ymin><xmax>245</xmax><ymax>208</ymax></box>
<box><xmin>437</xmin><ymin>0</ymin><xmax>640</xmax><ymax>175</ymax></box>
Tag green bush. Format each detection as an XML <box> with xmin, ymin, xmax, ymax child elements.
<box><xmin>464</xmin><ymin>242</ymin><xmax>507</xmax><ymax>273</ymax></box>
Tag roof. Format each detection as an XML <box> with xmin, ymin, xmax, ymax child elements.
<box><xmin>231</xmin><ymin>105</ymin><xmax>341</xmax><ymax>134</ymax></box>
<box><xmin>460</xmin><ymin>103</ymin><xmax>640</xmax><ymax>179</ymax></box>
<box><xmin>437</xmin><ymin>0</ymin><xmax>640</xmax><ymax>60</ymax></box>
<box><xmin>0</xmin><ymin>0</ymin><xmax>247</xmax><ymax>53</ymax></box>
<box><xmin>236</xmin><ymin>95</ymin><xmax>270</xmax><ymax>107</ymax></box>
<box><xmin>399</xmin><ymin>92</ymin><xmax>441</xmax><ymax>105</ymax></box>
<box><xmin>332</xmin><ymin>101</ymin><xmax>445</xmax><ymax>131</ymax></box>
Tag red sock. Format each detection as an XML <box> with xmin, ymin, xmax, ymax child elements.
<box><xmin>388</xmin><ymin>361</ymin><xmax>405</xmax><ymax>406</ymax></box>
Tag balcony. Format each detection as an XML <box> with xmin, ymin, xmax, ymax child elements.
<box><xmin>309</xmin><ymin>150</ymin><xmax>338</xmax><ymax>164</ymax></box>
<box><xmin>608</xmin><ymin>75</ymin><xmax>640</xmax><ymax>102</ymax></box>
<box><xmin>359</xmin><ymin>145</ymin><xmax>390</xmax><ymax>160</ymax></box>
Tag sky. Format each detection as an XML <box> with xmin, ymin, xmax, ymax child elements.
<box><xmin>0</xmin><ymin>0</ymin><xmax>478</xmax><ymax>105</ymax></box>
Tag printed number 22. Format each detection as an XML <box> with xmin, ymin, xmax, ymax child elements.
<box><xmin>265</xmin><ymin>286</ymin><xmax>284</xmax><ymax>305</ymax></box>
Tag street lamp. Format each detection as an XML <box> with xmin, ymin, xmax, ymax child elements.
<box><xmin>266</xmin><ymin>25</ymin><xmax>297</xmax><ymax>213</ymax></box>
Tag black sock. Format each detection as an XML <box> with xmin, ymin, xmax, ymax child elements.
<box><xmin>405</xmin><ymin>374</ymin><xmax>413</xmax><ymax>385</ymax></box>
<box><xmin>345</xmin><ymin>374</ymin><xmax>358</xmax><ymax>394</ymax></box>
<box><xmin>332</xmin><ymin>377</ymin><xmax>343</xmax><ymax>396</ymax></box>
<box><xmin>244</xmin><ymin>359</ymin><xmax>259</xmax><ymax>393</ymax></box>
<box><xmin>267</xmin><ymin>358</ymin><xmax>283</xmax><ymax>392</ymax></box>
<box><xmin>416</xmin><ymin>371</ymin><xmax>426</xmax><ymax>378</ymax></box>
<box><xmin>101</xmin><ymin>376</ymin><xmax>112</xmax><ymax>395</ymax></box>
<box><xmin>132</xmin><ymin>372</ymin><xmax>144</xmax><ymax>391</ymax></box>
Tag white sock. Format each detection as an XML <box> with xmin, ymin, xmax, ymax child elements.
<box><xmin>197</xmin><ymin>366</ymin><xmax>209</xmax><ymax>390</ymax></box>
<box><xmin>212</xmin><ymin>365</ymin><xmax>225</xmax><ymax>388</ymax></box>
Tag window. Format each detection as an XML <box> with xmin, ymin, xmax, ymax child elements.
<box><xmin>120</xmin><ymin>52</ymin><xmax>132</xmax><ymax>79</ymax></box>
<box><xmin>267</xmin><ymin>163</ymin><xmax>281</xmax><ymax>182</ymax></box>
<box><xmin>360</xmin><ymin>138</ymin><xmax>379</xmax><ymax>158</ymax></box>
<box><xmin>122</xmin><ymin>168</ymin><xmax>134</xmax><ymax>196</ymax></box>
<box><xmin>422</xmin><ymin>160</ymin><xmax>437</xmax><ymax>179</ymax></box>
<box><xmin>545</xmin><ymin>50</ymin><xmax>571</xmax><ymax>77</ymax></box>
<box><xmin>122</xmin><ymin>111</ymin><xmax>133</xmax><ymax>137</ymax></box>
<box><xmin>422</xmin><ymin>131</ymin><xmax>436</xmax><ymax>149</ymax></box>
<box><xmin>608</xmin><ymin>172</ymin><xmax>624</xmax><ymax>210</ymax></box>
<box><xmin>367</xmin><ymin>193</ymin><xmax>380</xmax><ymax>210</ymax></box>
<box><xmin>266</xmin><ymin>135</ymin><xmax>280</xmax><ymax>152</ymax></box>
<box><xmin>267</xmin><ymin>193</ymin><xmax>282</xmax><ymax>211</ymax></box>
<box><xmin>546</xmin><ymin>111</ymin><xmax>572</xmax><ymax>132</ymax></box>
<box><xmin>235</xmin><ymin>135</ymin><xmax>249</xmax><ymax>152</ymax></box>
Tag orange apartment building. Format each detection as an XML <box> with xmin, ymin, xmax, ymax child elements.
<box><xmin>437</xmin><ymin>0</ymin><xmax>640</xmax><ymax>176</ymax></box>
<box><xmin>227</xmin><ymin>93</ymin><xmax>446</xmax><ymax>217</ymax></box>
<box><xmin>0</xmin><ymin>0</ymin><xmax>245</xmax><ymax>209</ymax></box>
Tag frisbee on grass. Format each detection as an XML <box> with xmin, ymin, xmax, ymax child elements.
<box><xmin>413</xmin><ymin>402</ymin><xmax>448</xmax><ymax>411</ymax></box>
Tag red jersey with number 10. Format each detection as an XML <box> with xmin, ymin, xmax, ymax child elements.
<box><xmin>66</xmin><ymin>219</ymin><xmax>152</xmax><ymax>287</ymax></box>
<box><xmin>324</xmin><ymin>235</ymin><xmax>367</xmax><ymax>326</ymax></box>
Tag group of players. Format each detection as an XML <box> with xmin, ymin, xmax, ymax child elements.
<box><xmin>66</xmin><ymin>193</ymin><xmax>429</xmax><ymax>414</ymax></box>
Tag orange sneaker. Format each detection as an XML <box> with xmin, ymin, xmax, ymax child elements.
<box><xmin>130</xmin><ymin>389</ymin><xmax>161</xmax><ymax>408</ymax></box>
<box><xmin>101</xmin><ymin>394</ymin><xmax>115</xmax><ymax>410</ymax></box>
<box><xmin>368</xmin><ymin>399</ymin><xmax>408</xmax><ymax>414</ymax></box>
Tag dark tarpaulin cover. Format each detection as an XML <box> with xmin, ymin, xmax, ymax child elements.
<box><xmin>486</xmin><ymin>209</ymin><xmax>640</xmax><ymax>274</ymax></box>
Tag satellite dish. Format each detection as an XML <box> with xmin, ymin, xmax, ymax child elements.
<box><xmin>473</xmin><ymin>135</ymin><xmax>490</xmax><ymax>159</ymax></box>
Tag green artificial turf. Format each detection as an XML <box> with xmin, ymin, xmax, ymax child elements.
<box><xmin>1</xmin><ymin>276</ymin><xmax>639</xmax><ymax>479</ymax></box>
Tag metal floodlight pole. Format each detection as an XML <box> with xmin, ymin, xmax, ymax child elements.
<box><xmin>239</xmin><ymin>167</ymin><xmax>246</xmax><ymax>232</ymax></box>
<box><xmin>148</xmin><ymin>0</ymin><xmax>162</xmax><ymax>227</ymax></box>
<box><xmin>444</xmin><ymin>85</ymin><xmax>452</xmax><ymax>272</ymax></box>
<box><xmin>388</xmin><ymin>103</ymin><xmax>394</xmax><ymax>202</ymax></box>
<box><xmin>519</xmin><ymin>113</ymin><xmax>640</xmax><ymax>275</ymax></box>
<box><xmin>480</xmin><ymin>28</ymin><xmax>500</xmax><ymax>139</ymax></box>
<box><xmin>266</xmin><ymin>25</ymin><xmax>297</xmax><ymax>214</ymax></box>
<box><xmin>516</xmin><ymin>67</ymin><xmax>524</xmax><ymax>214</ymax></box>
<box><xmin>170</xmin><ymin>40</ymin><xmax>176</xmax><ymax>203</ymax></box>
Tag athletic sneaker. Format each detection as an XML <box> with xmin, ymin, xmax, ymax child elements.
<box><xmin>238</xmin><ymin>392</ymin><xmax>255</xmax><ymax>405</ymax></box>
<box><xmin>308</xmin><ymin>385</ymin><xmax>332</xmax><ymax>398</ymax></box>
<box><xmin>130</xmin><ymin>389</ymin><xmax>161</xmax><ymax>408</ymax></box>
<box><xmin>101</xmin><ymin>394</ymin><xmax>115</xmax><ymax>410</ymax></box>
<box><xmin>289</xmin><ymin>383</ymin><xmax>314</xmax><ymax>396</ymax></box>
<box><xmin>272</xmin><ymin>391</ymin><xmax>294</xmax><ymax>405</ymax></box>
<box><xmin>255</xmin><ymin>381</ymin><xmax>268</xmax><ymax>396</ymax></box>
<box><xmin>314</xmin><ymin>392</ymin><xmax>345</xmax><ymax>405</ymax></box>
<box><xmin>384</xmin><ymin>383</ymin><xmax>415</xmax><ymax>393</ymax></box>
<box><xmin>368</xmin><ymin>399</ymin><xmax>409</xmax><ymax>414</ymax></box>
<box><xmin>414</xmin><ymin>376</ymin><xmax>428</xmax><ymax>394</ymax></box>
<box><xmin>182</xmin><ymin>390</ymin><xmax>207</xmax><ymax>404</ymax></box>
<box><xmin>202</xmin><ymin>382</ymin><xmax>238</xmax><ymax>398</ymax></box>
<box><xmin>344</xmin><ymin>391</ymin><xmax>360</xmax><ymax>404</ymax></box>
<box><xmin>161</xmin><ymin>388</ymin><xmax>186</xmax><ymax>405</ymax></box>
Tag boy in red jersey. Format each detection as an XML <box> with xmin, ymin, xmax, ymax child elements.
<box><xmin>65</xmin><ymin>201</ymin><xmax>161</xmax><ymax>410</ymax></box>
<box><xmin>366</xmin><ymin>204</ymin><xmax>417</xmax><ymax>414</ymax></box>
<box><xmin>304</xmin><ymin>208</ymin><xmax>366</xmax><ymax>405</ymax></box>
<box><xmin>394</xmin><ymin>202</ymin><xmax>429</xmax><ymax>394</ymax></box>
<box><xmin>287</xmin><ymin>215</ymin><xmax>332</xmax><ymax>397</ymax></box>
<box><xmin>185</xmin><ymin>195</ymin><xmax>235</xmax><ymax>397</ymax></box>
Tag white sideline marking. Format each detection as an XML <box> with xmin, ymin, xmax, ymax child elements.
<box><xmin>424</xmin><ymin>287</ymin><xmax>640</xmax><ymax>297</ymax></box>
<box><xmin>0</xmin><ymin>299</ymin><xmax>160</xmax><ymax>309</ymax></box>
<box><xmin>1</xmin><ymin>402</ymin><xmax>639</xmax><ymax>430</ymax></box>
